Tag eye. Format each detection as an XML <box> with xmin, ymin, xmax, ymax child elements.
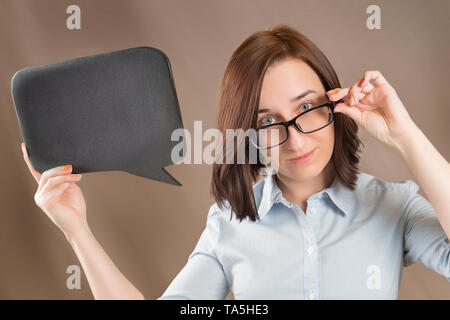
<box><xmin>258</xmin><ymin>102</ymin><xmax>314</xmax><ymax>127</ymax></box>
<box><xmin>260</xmin><ymin>116</ymin><xmax>276</xmax><ymax>126</ymax></box>
<box><xmin>300</xmin><ymin>102</ymin><xmax>313</xmax><ymax>112</ymax></box>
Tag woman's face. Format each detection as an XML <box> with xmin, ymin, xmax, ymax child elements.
<box><xmin>257</xmin><ymin>57</ymin><xmax>335</xmax><ymax>182</ymax></box>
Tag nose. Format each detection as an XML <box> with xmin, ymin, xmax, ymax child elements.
<box><xmin>284</xmin><ymin>124</ymin><xmax>308</xmax><ymax>149</ymax></box>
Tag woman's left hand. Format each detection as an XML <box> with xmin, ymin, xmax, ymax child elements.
<box><xmin>326</xmin><ymin>70</ymin><xmax>418</xmax><ymax>150</ymax></box>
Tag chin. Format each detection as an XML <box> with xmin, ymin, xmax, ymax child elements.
<box><xmin>278</xmin><ymin>161</ymin><xmax>323</xmax><ymax>181</ymax></box>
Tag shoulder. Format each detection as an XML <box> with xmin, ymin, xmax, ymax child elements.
<box><xmin>207</xmin><ymin>176</ymin><xmax>266</xmax><ymax>222</ymax></box>
<box><xmin>353</xmin><ymin>171</ymin><xmax>420</xmax><ymax>211</ymax></box>
<box><xmin>206</xmin><ymin>200</ymin><xmax>233</xmax><ymax>222</ymax></box>
<box><xmin>356</xmin><ymin>171</ymin><xmax>418</xmax><ymax>194</ymax></box>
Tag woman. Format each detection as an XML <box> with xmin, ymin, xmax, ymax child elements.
<box><xmin>21</xmin><ymin>25</ymin><xmax>450</xmax><ymax>299</ymax></box>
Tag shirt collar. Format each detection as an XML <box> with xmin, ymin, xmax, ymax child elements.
<box><xmin>254</xmin><ymin>172</ymin><xmax>357</xmax><ymax>220</ymax></box>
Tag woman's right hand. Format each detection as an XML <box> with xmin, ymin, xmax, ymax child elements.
<box><xmin>21</xmin><ymin>142</ymin><xmax>88</xmax><ymax>239</ymax></box>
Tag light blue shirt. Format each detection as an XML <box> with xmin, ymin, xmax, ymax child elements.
<box><xmin>158</xmin><ymin>171</ymin><xmax>450</xmax><ymax>300</ymax></box>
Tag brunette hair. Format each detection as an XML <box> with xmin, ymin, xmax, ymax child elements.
<box><xmin>211</xmin><ymin>24</ymin><xmax>363</xmax><ymax>222</ymax></box>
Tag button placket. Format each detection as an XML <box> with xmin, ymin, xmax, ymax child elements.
<box><xmin>296</xmin><ymin>207</ymin><xmax>320</xmax><ymax>300</ymax></box>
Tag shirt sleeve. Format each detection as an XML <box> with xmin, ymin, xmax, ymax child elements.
<box><xmin>402</xmin><ymin>180</ymin><xmax>450</xmax><ymax>282</ymax></box>
<box><xmin>157</xmin><ymin>203</ymin><xmax>230</xmax><ymax>299</ymax></box>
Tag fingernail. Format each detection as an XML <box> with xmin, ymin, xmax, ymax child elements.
<box><xmin>63</xmin><ymin>165</ymin><xmax>72</xmax><ymax>171</ymax></box>
<box><xmin>328</xmin><ymin>90</ymin><xmax>339</xmax><ymax>96</ymax></box>
<box><xmin>349</xmin><ymin>96</ymin><xmax>355</xmax><ymax>105</ymax></box>
<box><xmin>328</xmin><ymin>88</ymin><xmax>339</xmax><ymax>93</ymax></box>
<box><xmin>73</xmin><ymin>174</ymin><xmax>81</xmax><ymax>178</ymax></box>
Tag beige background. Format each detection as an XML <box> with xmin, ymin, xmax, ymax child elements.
<box><xmin>0</xmin><ymin>0</ymin><xmax>449</xmax><ymax>299</ymax></box>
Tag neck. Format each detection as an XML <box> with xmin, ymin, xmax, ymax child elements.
<box><xmin>274</xmin><ymin>161</ymin><xmax>336</xmax><ymax>212</ymax></box>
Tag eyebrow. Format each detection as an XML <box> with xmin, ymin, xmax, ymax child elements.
<box><xmin>258</xmin><ymin>89</ymin><xmax>317</xmax><ymax>115</ymax></box>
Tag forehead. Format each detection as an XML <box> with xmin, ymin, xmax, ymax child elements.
<box><xmin>259</xmin><ymin>58</ymin><xmax>324</xmax><ymax>108</ymax></box>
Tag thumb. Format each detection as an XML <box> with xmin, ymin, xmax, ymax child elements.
<box><xmin>334</xmin><ymin>105</ymin><xmax>362</xmax><ymax>124</ymax></box>
<box><xmin>334</xmin><ymin>106</ymin><xmax>344</xmax><ymax>114</ymax></box>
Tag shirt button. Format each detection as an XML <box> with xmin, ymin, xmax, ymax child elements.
<box><xmin>308</xmin><ymin>291</ymin><xmax>316</xmax><ymax>300</ymax></box>
<box><xmin>310</xmin><ymin>207</ymin><xmax>317</xmax><ymax>215</ymax></box>
<box><xmin>317</xmin><ymin>193</ymin><xmax>323</xmax><ymax>199</ymax></box>
<box><xmin>307</xmin><ymin>247</ymin><xmax>314</xmax><ymax>256</ymax></box>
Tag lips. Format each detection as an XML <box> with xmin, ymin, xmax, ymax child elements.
<box><xmin>290</xmin><ymin>147</ymin><xmax>316</xmax><ymax>161</ymax></box>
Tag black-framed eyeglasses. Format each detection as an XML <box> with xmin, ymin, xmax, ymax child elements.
<box><xmin>250</xmin><ymin>99</ymin><xmax>345</xmax><ymax>149</ymax></box>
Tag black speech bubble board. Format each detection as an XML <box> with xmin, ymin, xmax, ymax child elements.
<box><xmin>11</xmin><ymin>46</ymin><xmax>185</xmax><ymax>186</ymax></box>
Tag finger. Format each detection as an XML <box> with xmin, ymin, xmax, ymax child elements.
<box><xmin>39</xmin><ymin>182</ymin><xmax>73</xmax><ymax>207</ymax></box>
<box><xmin>326</xmin><ymin>88</ymin><xmax>349</xmax><ymax>101</ymax></box>
<box><xmin>334</xmin><ymin>94</ymin><xmax>378</xmax><ymax>112</ymax></box>
<box><xmin>334</xmin><ymin>102</ymin><xmax>363</xmax><ymax>124</ymax></box>
<box><xmin>327</xmin><ymin>88</ymin><xmax>365</xmax><ymax>105</ymax></box>
<box><xmin>39</xmin><ymin>174</ymin><xmax>82</xmax><ymax>196</ymax></box>
<box><xmin>348</xmin><ymin>78</ymin><xmax>367</xmax><ymax>106</ymax></box>
<box><xmin>37</xmin><ymin>165</ymin><xmax>74</xmax><ymax>194</ymax></box>
<box><xmin>358</xmin><ymin>81</ymin><xmax>378</xmax><ymax>106</ymax></box>
<box><xmin>361</xmin><ymin>70</ymin><xmax>391</xmax><ymax>88</ymax></box>
<box><xmin>354</xmin><ymin>101</ymin><xmax>378</xmax><ymax>111</ymax></box>
<box><xmin>360</xmin><ymin>80</ymin><xmax>375</xmax><ymax>94</ymax></box>
<box><xmin>21</xmin><ymin>143</ymin><xmax>42</xmax><ymax>183</ymax></box>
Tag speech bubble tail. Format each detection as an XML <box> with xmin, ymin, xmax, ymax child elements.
<box><xmin>157</xmin><ymin>167</ymin><xmax>182</xmax><ymax>186</ymax></box>
<box><xmin>127</xmin><ymin>166</ymin><xmax>182</xmax><ymax>186</ymax></box>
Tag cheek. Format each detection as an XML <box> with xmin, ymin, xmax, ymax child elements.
<box><xmin>318</xmin><ymin>125</ymin><xmax>335</xmax><ymax>154</ymax></box>
<box><xmin>315</xmin><ymin>132</ymin><xmax>334</xmax><ymax>167</ymax></box>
